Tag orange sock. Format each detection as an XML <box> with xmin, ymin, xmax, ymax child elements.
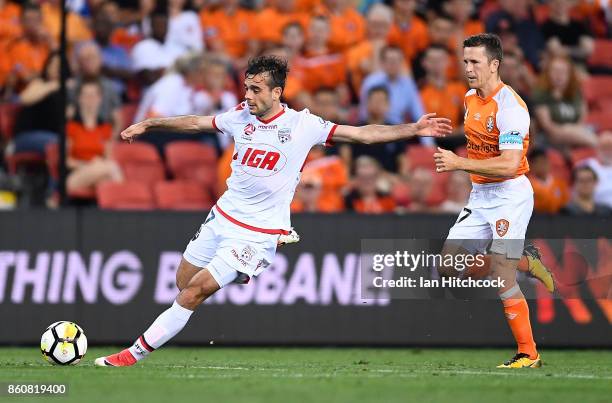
<box><xmin>502</xmin><ymin>298</ymin><xmax>538</xmax><ymax>359</ymax></box>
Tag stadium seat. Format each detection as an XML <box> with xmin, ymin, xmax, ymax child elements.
<box><xmin>405</xmin><ymin>145</ymin><xmax>437</xmax><ymax>170</ymax></box>
<box><xmin>45</xmin><ymin>143</ymin><xmax>96</xmax><ymax>199</ymax></box>
<box><xmin>547</xmin><ymin>148</ymin><xmax>570</xmax><ymax>182</ymax></box>
<box><xmin>154</xmin><ymin>180</ymin><xmax>213</xmax><ymax>210</ymax></box>
<box><xmin>0</xmin><ymin>103</ymin><xmax>19</xmax><ymax>140</ymax></box>
<box><xmin>582</xmin><ymin>76</ymin><xmax>612</xmax><ymax>111</ymax></box>
<box><xmin>96</xmin><ymin>181</ymin><xmax>155</xmax><ymax>210</ymax></box>
<box><xmin>586</xmin><ymin>110</ymin><xmax>612</xmax><ymax>132</ymax></box>
<box><xmin>120</xmin><ymin>103</ymin><xmax>139</xmax><ymax>129</ymax></box>
<box><xmin>112</xmin><ymin>142</ymin><xmax>166</xmax><ymax>185</ymax></box>
<box><xmin>570</xmin><ymin>147</ymin><xmax>597</xmax><ymax>166</ymax></box>
<box><xmin>588</xmin><ymin>39</ymin><xmax>612</xmax><ymax>70</ymax></box>
<box><xmin>165</xmin><ymin>141</ymin><xmax>218</xmax><ymax>190</ymax></box>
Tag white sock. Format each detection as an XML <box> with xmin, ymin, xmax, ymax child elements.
<box><xmin>128</xmin><ymin>300</ymin><xmax>194</xmax><ymax>361</ymax></box>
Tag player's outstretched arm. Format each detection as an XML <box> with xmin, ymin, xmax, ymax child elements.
<box><xmin>331</xmin><ymin>113</ymin><xmax>452</xmax><ymax>144</ymax></box>
<box><xmin>434</xmin><ymin>148</ymin><xmax>523</xmax><ymax>177</ymax></box>
<box><xmin>120</xmin><ymin>115</ymin><xmax>215</xmax><ymax>142</ymax></box>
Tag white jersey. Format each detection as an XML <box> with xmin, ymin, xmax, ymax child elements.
<box><xmin>212</xmin><ymin>102</ymin><xmax>337</xmax><ymax>234</ymax></box>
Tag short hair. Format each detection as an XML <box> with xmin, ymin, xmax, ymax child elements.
<box><xmin>282</xmin><ymin>21</ymin><xmax>304</xmax><ymax>35</ymax></box>
<box><xmin>21</xmin><ymin>2</ymin><xmax>41</xmax><ymax>16</ymax></box>
<box><xmin>313</xmin><ymin>86</ymin><xmax>338</xmax><ymax>97</ymax></box>
<box><xmin>463</xmin><ymin>33</ymin><xmax>503</xmax><ymax>63</ymax></box>
<box><xmin>77</xmin><ymin>78</ymin><xmax>103</xmax><ymax>96</ymax></box>
<box><xmin>424</xmin><ymin>44</ymin><xmax>450</xmax><ymax>55</ymax></box>
<box><xmin>245</xmin><ymin>55</ymin><xmax>289</xmax><ymax>91</ymax></box>
<box><xmin>367</xmin><ymin>85</ymin><xmax>390</xmax><ymax>100</ymax></box>
<box><xmin>380</xmin><ymin>45</ymin><xmax>404</xmax><ymax>60</ymax></box>
<box><xmin>572</xmin><ymin>165</ymin><xmax>598</xmax><ymax>183</ymax></box>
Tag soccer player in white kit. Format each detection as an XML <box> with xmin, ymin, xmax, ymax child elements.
<box><xmin>95</xmin><ymin>56</ymin><xmax>452</xmax><ymax>366</ymax></box>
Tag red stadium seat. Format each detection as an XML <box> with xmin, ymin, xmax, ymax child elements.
<box><xmin>582</xmin><ymin>76</ymin><xmax>612</xmax><ymax>111</ymax></box>
<box><xmin>112</xmin><ymin>142</ymin><xmax>166</xmax><ymax>185</ymax></box>
<box><xmin>570</xmin><ymin>147</ymin><xmax>597</xmax><ymax>166</ymax></box>
<box><xmin>45</xmin><ymin>143</ymin><xmax>96</xmax><ymax>199</ymax></box>
<box><xmin>165</xmin><ymin>141</ymin><xmax>218</xmax><ymax>189</ymax></box>
<box><xmin>0</xmin><ymin>103</ymin><xmax>19</xmax><ymax>139</ymax></box>
<box><xmin>547</xmin><ymin>148</ymin><xmax>570</xmax><ymax>183</ymax></box>
<box><xmin>154</xmin><ymin>180</ymin><xmax>213</xmax><ymax>210</ymax></box>
<box><xmin>587</xmin><ymin>110</ymin><xmax>612</xmax><ymax>132</ymax></box>
<box><xmin>96</xmin><ymin>181</ymin><xmax>155</xmax><ymax>210</ymax></box>
<box><xmin>120</xmin><ymin>103</ymin><xmax>139</xmax><ymax>129</ymax></box>
<box><xmin>588</xmin><ymin>39</ymin><xmax>612</xmax><ymax>70</ymax></box>
<box><xmin>405</xmin><ymin>145</ymin><xmax>436</xmax><ymax>170</ymax></box>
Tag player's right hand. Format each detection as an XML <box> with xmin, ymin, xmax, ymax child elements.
<box><xmin>120</xmin><ymin>121</ymin><xmax>148</xmax><ymax>143</ymax></box>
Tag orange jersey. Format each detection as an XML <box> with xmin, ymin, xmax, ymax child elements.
<box><xmin>200</xmin><ymin>7</ymin><xmax>255</xmax><ymax>58</ymax></box>
<box><xmin>67</xmin><ymin>121</ymin><xmax>112</xmax><ymax>161</ymax></box>
<box><xmin>529</xmin><ymin>174</ymin><xmax>570</xmax><ymax>214</ymax></box>
<box><xmin>314</xmin><ymin>5</ymin><xmax>366</xmax><ymax>53</ymax></box>
<box><xmin>300</xmin><ymin>51</ymin><xmax>347</xmax><ymax>92</ymax></box>
<box><xmin>0</xmin><ymin>3</ymin><xmax>21</xmax><ymax>47</ymax></box>
<box><xmin>388</xmin><ymin>16</ymin><xmax>429</xmax><ymax>63</ymax></box>
<box><xmin>419</xmin><ymin>81</ymin><xmax>467</xmax><ymax>128</ymax></box>
<box><xmin>254</xmin><ymin>7</ymin><xmax>310</xmax><ymax>45</ymax></box>
<box><xmin>463</xmin><ymin>82</ymin><xmax>530</xmax><ymax>184</ymax></box>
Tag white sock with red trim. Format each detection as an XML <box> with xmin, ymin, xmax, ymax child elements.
<box><xmin>128</xmin><ymin>300</ymin><xmax>194</xmax><ymax>361</ymax></box>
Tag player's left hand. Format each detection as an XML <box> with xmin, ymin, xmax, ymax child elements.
<box><xmin>415</xmin><ymin>113</ymin><xmax>453</xmax><ymax>137</ymax></box>
<box><xmin>434</xmin><ymin>147</ymin><xmax>462</xmax><ymax>172</ymax></box>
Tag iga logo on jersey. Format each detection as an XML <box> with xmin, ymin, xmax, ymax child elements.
<box><xmin>236</xmin><ymin>143</ymin><xmax>288</xmax><ymax>177</ymax></box>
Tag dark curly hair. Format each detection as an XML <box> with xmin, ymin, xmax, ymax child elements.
<box><xmin>463</xmin><ymin>33</ymin><xmax>503</xmax><ymax>64</ymax></box>
<box><xmin>245</xmin><ymin>55</ymin><xmax>289</xmax><ymax>92</ymax></box>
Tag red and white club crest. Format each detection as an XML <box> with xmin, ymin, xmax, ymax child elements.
<box><xmin>244</xmin><ymin>123</ymin><xmax>255</xmax><ymax>136</ymax></box>
<box><xmin>496</xmin><ymin>219</ymin><xmax>510</xmax><ymax>237</ymax></box>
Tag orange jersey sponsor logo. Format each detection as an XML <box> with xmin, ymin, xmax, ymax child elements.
<box><xmin>464</xmin><ymin>83</ymin><xmax>530</xmax><ymax>184</ymax></box>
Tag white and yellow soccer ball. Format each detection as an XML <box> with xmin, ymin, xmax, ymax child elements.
<box><xmin>40</xmin><ymin>321</ymin><xmax>87</xmax><ymax>365</ymax></box>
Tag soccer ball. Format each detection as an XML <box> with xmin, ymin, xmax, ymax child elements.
<box><xmin>40</xmin><ymin>321</ymin><xmax>87</xmax><ymax>365</ymax></box>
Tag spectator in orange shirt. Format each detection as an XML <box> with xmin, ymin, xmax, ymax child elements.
<box><xmin>412</xmin><ymin>11</ymin><xmax>459</xmax><ymax>83</ymax></box>
<box><xmin>315</xmin><ymin>0</ymin><xmax>366</xmax><ymax>53</ymax></box>
<box><xmin>1</xmin><ymin>3</ymin><xmax>52</xmax><ymax>91</ymax></box>
<box><xmin>528</xmin><ymin>148</ymin><xmax>570</xmax><ymax>214</ymax></box>
<box><xmin>387</xmin><ymin>0</ymin><xmax>428</xmax><ymax>64</ymax></box>
<box><xmin>442</xmin><ymin>0</ymin><xmax>484</xmax><ymax>42</ymax></box>
<box><xmin>418</xmin><ymin>45</ymin><xmax>466</xmax><ymax>149</ymax></box>
<box><xmin>200</xmin><ymin>0</ymin><xmax>257</xmax><ymax>66</ymax></box>
<box><xmin>41</xmin><ymin>0</ymin><xmax>92</xmax><ymax>47</ymax></box>
<box><xmin>301</xmin><ymin>15</ymin><xmax>348</xmax><ymax>97</ymax></box>
<box><xmin>346</xmin><ymin>3</ymin><xmax>394</xmax><ymax>93</ymax></box>
<box><xmin>66</xmin><ymin>80</ymin><xmax>122</xmax><ymax>194</ymax></box>
<box><xmin>255</xmin><ymin>0</ymin><xmax>310</xmax><ymax>49</ymax></box>
<box><xmin>291</xmin><ymin>170</ymin><xmax>324</xmax><ymax>212</ymax></box>
<box><xmin>345</xmin><ymin>155</ymin><xmax>396</xmax><ymax>213</ymax></box>
<box><xmin>301</xmin><ymin>144</ymin><xmax>348</xmax><ymax>212</ymax></box>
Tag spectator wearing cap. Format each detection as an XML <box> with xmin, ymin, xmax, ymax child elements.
<box><xmin>562</xmin><ymin>165</ymin><xmax>611</xmax><ymax>215</ymax></box>
<box><xmin>584</xmin><ymin>132</ymin><xmax>612</xmax><ymax>208</ymax></box>
<box><xmin>527</xmin><ymin>148</ymin><xmax>570</xmax><ymax>214</ymax></box>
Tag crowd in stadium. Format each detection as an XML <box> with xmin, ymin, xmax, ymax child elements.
<box><xmin>0</xmin><ymin>0</ymin><xmax>610</xmax><ymax>215</ymax></box>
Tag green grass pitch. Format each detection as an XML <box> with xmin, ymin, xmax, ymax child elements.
<box><xmin>1</xmin><ymin>347</ymin><xmax>611</xmax><ymax>403</ymax></box>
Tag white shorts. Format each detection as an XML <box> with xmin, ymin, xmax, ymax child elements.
<box><xmin>446</xmin><ymin>175</ymin><xmax>534</xmax><ymax>259</ymax></box>
<box><xmin>183</xmin><ymin>206</ymin><xmax>279</xmax><ymax>288</ymax></box>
